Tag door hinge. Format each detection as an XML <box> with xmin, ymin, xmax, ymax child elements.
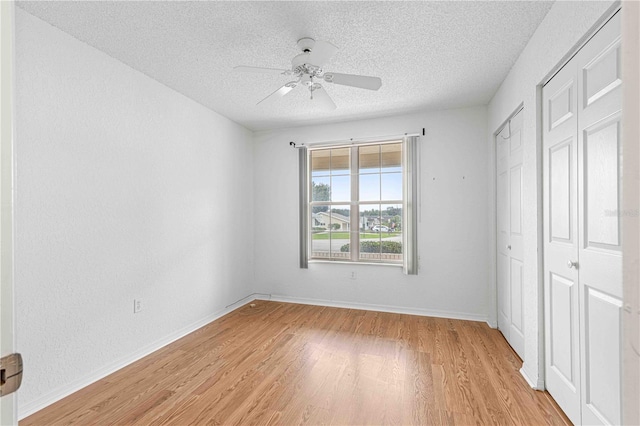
<box><xmin>0</xmin><ymin>353</ymin><xmax>23</xmax><ymax>397</ymax></box>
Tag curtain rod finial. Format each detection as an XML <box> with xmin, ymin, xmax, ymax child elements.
<box><xmin>290</xmin><ymin>141</ymin><xmax>296</xmax><ymax>147</ymax></box>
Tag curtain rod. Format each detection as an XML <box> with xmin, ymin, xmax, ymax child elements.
<box><xmin>289</xmin><ymin>130</ymin><xmax>423</xmax><ymax>149</ymax></box>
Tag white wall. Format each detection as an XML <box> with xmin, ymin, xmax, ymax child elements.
<box><xmin>487</xmin><ymin>1</ymin><xmax>617</xmax><ymax>388</ymax></box>
<box><xmin>14</xmin><ymin>9</ymin><xmax>254</xmax><ymax>417</ymax></box>
<box><xmin>253</xmin><ymin>106</ymin><xmax>490</xmax><ymax>321</ymax></box>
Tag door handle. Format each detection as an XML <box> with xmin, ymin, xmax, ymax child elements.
<box><xmin>567</xmin><ymin>260</ymin><xmax>578</xmax><ymax>269</ymax></box>
<box><xmin>507</xmin><ymin>245</ymin><xmax>511</xmax><ymax>250</ymax></box>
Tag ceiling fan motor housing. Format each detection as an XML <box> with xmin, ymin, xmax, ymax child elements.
<box><xmin>292</xmin><ymin>52</ymin><xmax>310</xmax><ymax>70</ymax></box>
<box><xmin>292</xmin><ymin>53</ymin><xmax>322</xmax><ymax>78</ymax></box>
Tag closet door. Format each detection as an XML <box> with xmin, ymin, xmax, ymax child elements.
<box><xmin>543</xmin><ymin>10</ymin><xmax>621</xmax><ymax>425</ymax></box>
<box><xmin>543</xmin><ymin>59</ymin><xmax>581</xmax><ymax>425</ymax></box>
<box><xmin>497</xmin><ymin>126</ymin><xmax>511</xmax><ymax>343</ymax></box>
<box><xmin>496</xmin><ymin>109</ymin><xmax>525</xmax><ymax>359</ymax></box>
<box><xmin>576</xmin><ymin>11</ymin><xmax>622</xmax><ymax>425</ymax></box>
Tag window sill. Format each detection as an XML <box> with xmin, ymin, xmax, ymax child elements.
<box><xmin>308</xmin><ymin>260</ymin><xmax>403</xmax><ymax>268</ymax></box>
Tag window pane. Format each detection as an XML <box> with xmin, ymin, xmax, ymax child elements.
<box><xmin>329</xmin><ymin>206</ymin><xmax>351</xmax><ymax>260</ymax></box>
<box><xmin>360</xmin><ymin>204</ymin><xmax>381</xmax><ymax>232</ymax></box>
<box><xmin>360</xmin><ymin>204</ymin><xmax>381</xmax><ymax>261</ymax></box>
<box><xmin>331</xmin><ymin>148</ymin><xmax>350</xmax><ymax>176</ymax></box>
<box><xmin>359</xmin><ymin>145</ymin><xmax>380</xmax><ymax>173</ymax></box>
<box><xmin>311</xmin><ymin>206</ymin><xmax>351</xmax><ymax>260</ymax></box>
<box><xmin>331</xmin><ymin>175</ymin><xmax>350</xmax><ymax>202</ymax></box>
<box><xmin>311</xmin><ymin>149</ymin><xmax>331</xmax><ymax>177</ymax></box>
<box><xmin>381</xmin><ymin>143</ymin><xmax>402</xmax><ymax>173</ymax></box>
<box><xmin>311</xmin><ymin>206</ymin><xmax>331</xmax><ymax>259</ymax></box>
<box><xmin>381</xmin><ymin>172</ymin><xmax>402</xmax><ymax>200</ymax></box>
<box><xmin>311</xmin><ymin>176</ymin><xmax>331</xmax><ymax>202</ymax></box>
<box><xmin>359</xmin><ymin>174</ymin><xmax>380</xmax><ymax>201</ymax></box>
<box><xmin>380</xmin><ymin>204</ymin><xmax>402</xmax><ymax>263</ymax></box>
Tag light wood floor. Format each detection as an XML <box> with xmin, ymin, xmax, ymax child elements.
<box><xmin>22</xmin><ymin>301</ymin><xmax>570</xmax><ymax>425</ymax></box>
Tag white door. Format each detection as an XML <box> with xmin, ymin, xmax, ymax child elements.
<box><xmin>0</xmin><ymin>1</ymin><xmax>16</xmax><ymax>424</ymax></box>
<box><xmin>496</xmin><ymin>108</ymin><xmax>525</xmax><ymax>359</ymax></box>
<box><xmin>543</xmin><ymin>10</ymin><xmax>622</xmax><ymax>425</ymax></box>
<box><xmin>575</xmin><ymin>11</ymin><xmax>622</xmax><ymax>425</ymax></box>
<box><xmin>543</xmin><ymin>52</ymin><xmax>581</xmax><ymax>425</ymax></box>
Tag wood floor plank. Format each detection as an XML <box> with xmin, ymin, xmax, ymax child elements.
<box><xmin>21</xmin><ymin>301</ymin><xmax>571</xmax><ymax>426</ymax></box>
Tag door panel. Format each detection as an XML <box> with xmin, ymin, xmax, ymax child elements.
<box><xmin>497</xmin><ymin>131</ymin><xmax>511</xmax><ymax>338</ymax></box>
<box><xmin>549</xmin><ymin>273</ymin><xmax>577</xmax><ymax>386</ymax></box>
<box><xmin>550</xmin><ymin>141</ymin><xmax>572</xmax><ymax>242</ymax></box>
<box><xmin>510</xmin><ymin>258</ymin><xmax>523</xmax><ymax>332</ymax></box>
<box><xmin>576</xmin><ymin>11</ymin><xmax>622</xmax><ymax>425</ymax></box>
<box><xmin>508</xmin><ymin>111</ymin><xmax>524</xmax><ymax>358</ymax></box>
<box><xmin>510</xmin><ymin>166</ymin><xmax>523</xmax><ymax>235</ymax></box>
<box><xmin>583</xmin><ymin>42</ymin><xmax>621</xmax><ymax>108</ymax></box>
<box><xmin>583</xmin><ymin>286</ymin><xmax>622</xmax><ymax>425</ymax></box>
<box><xmin>510</xmin><ymin>121</ymin><xmax>522</xmax><ymax>151</ymax></box>
<box><xmin>543</xmin><ymin>55</ymin><xmax>581</xmax><ymax>425</ymax></box>
<box><xmin>550</xmin><ymin>82</ymin><xmax>574</xmax><ymax>129</ymax></box>
<box><xmin>579</xmin><ymin>14</ymin><xmax>622</xmax><ymax>131</ymax></box>
<box><xmin>498</xmin><ymin>252</ymin><xmax>510</xmax><ymax>327</ymax></box>
<box><xmin>584</xmin><ymin>117</ymin><xmax>621</xmax><ymax>250</ymax></box>
<box><xmin>584</xmin><ymin>43</ymin><xmax>622</xmax><ymax>106</ymax></box>
<box><xmin>496</xmin><ymin>108</ymin><xmax>524</xmax><ymax>359</ymax></box>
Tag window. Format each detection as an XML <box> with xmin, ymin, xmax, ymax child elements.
<box><xmin>299</xmin><ymin>136</ymin><xmax>418</xmax><ymax>273</ymax></box>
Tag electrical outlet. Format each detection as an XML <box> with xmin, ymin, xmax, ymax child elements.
<box><xmin>350</xmin><ymin>271</ymin><xmax>357</xmax><ymax>280</ymax></box>
<box><xmin>134</xmin><ymin>299</ymin><xmax>143</xmax><ymax>313</ymax></box>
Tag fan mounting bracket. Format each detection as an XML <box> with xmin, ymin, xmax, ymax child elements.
<box><xmin>296</xmin><ymin>37</ymin><xmax>315</xmax><ymax>53</ymax></box>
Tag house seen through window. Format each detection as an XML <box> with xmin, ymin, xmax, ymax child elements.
<box><xmin>309</xmin><ymin>141</ymin><xmax>403</xmax><ymax>263</ymax></box>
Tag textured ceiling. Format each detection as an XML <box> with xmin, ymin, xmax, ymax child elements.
<box><xmin>17</xmin><ymin>1</ymin><xmax>554</xmax><ymax>131</ymax></box>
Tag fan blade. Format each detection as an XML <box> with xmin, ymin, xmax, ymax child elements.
<box><xmin>257</xmin><ymin>81</ymin><xmax>298</xmax><ymax>106</ymax></box>
<box><xmin>311</xmin><ymin>86</ymin><xmax>337</xmax><ymax>110</ymax></box>
<box><xmin>323</xmin><ymin>72</ymin><xmax>382</xmax><ymax>90</ymax></box>
<box><xmin>307</xmin><ymin>40</ymin><xmax>339</xmax><ymax>67</ymax></box>
<box><xmin>234</xmin><ymin>65</ymin><xmax>289</xmax><ymax>75</ymax></box>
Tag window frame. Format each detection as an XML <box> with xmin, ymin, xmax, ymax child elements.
<box><xmin>307</xmin><ymin>139</ymin><xmax>405</xmax><ymax>265</ymax></box>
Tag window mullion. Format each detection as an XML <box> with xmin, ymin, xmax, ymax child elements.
<box><xmin>350</xmin><ymin>146</ymin><xmax>359</xmax><ymax>262</ymax></box>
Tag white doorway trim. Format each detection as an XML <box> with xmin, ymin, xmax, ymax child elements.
<box><xmin>621</xmin><ymin>1</ymin><xmax>640</xmax><ymax>424</ymax></box>
<box><xmin>0</xmin><ymin>0</ymin><xmax>17</xmax><ymax>424</ymax></box>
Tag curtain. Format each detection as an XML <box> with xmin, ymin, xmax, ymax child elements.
<box><xmin>403</xmin><ymin>136</ymin><xmax>419</xmax><ymax>275</ymax></box>
<box><xmin>298</xmin><ymin>146</ymin><xmax>309</xmax><ymax>269</ymax></box>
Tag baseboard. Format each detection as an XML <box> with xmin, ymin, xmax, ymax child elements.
<box><xmin>520</xmin><ymin>366</ymin><xmax>545</xmax><ymax>391</ymax></box>
<box><xmin>18</xmin><ymin>294</ymin><xmax>257</xmax><ymax>420</ymax></box>
<box><xmin>256</xmin><ymin>294</ymin><xmax>489</xmax><ymax>323</ymax></box>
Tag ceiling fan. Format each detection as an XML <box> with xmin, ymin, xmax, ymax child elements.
<box><xmin>234</xmin><ymin>38</ymin><xmax>382</xmax><ymax>110</ymax></box>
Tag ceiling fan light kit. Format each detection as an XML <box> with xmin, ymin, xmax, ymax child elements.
<box><xmin>234</xmin><ymin>37</ymin><xmax>382</xmax><ymax>110</ymax></box>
